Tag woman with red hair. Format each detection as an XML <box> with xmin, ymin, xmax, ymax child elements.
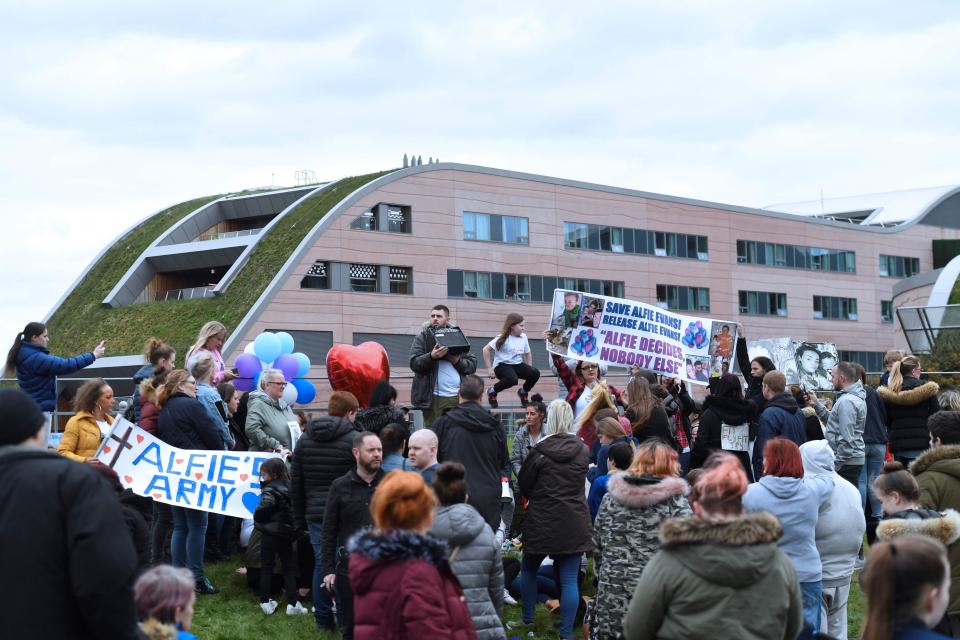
<box><xmin>347</xmin><ymin>471</ymin><xmax>476</xmax><ymax>640</ymax></box>
<box><xmin>743</xmin><ymin>438</ymin><xmax>834</xmax><ymax>637</ymax></box>
<box><xmin>621</xmin><ymin>451</ymin><xmax>802</xmax><ymax>639</ymax></box>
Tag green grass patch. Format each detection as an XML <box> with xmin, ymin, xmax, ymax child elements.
<box><xmin>46</xmin><ymin>170</ymin><xmax>393</xmax><ymax>359</ymax></box>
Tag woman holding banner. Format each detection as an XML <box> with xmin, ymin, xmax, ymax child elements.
<box><xmin>483</xmin><ymin>313</ymin><xmax>540</xmax><ymax>409</ymax></box>
<box><xmin>157</xmin><ymin>369</ymin><xmax>225</xmax><ymax>595</ymax></box>
<box><xmin>550</xmin><ymin>352</ymin><xmax>622</xmax><ymax>423</ymax></box>
<box><xmin>57</xmin><ymin>377</ymin><xmax>115</xmax><ymax>463</ymax></box>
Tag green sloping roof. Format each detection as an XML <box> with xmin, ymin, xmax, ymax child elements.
<box><xmin>46</xmin><ymin>170</ymin><xmax>393</xmax><ymax>360</ymax></box>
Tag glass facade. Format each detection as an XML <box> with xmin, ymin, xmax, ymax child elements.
<box><xmin>564</xmin><ymin>222</ymin><xmax>708</xmax><ymax>260</ymax></box>
<box><xmin>737</xmin><ymin>240</ymin><xmax>855</xmax><ymax>273</ymax></box>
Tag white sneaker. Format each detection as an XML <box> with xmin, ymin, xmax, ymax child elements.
<box><xmin>260</xmin><ymin>600</ymin><xmax>278</xmax><ymax>614</ymax></box>
<box><xmin>287</xmin><ymin>602</ymin><xmax>309</xmax><ymax>616</ymax></box>
<box><xmin>503</xmin><ymin>589</ymin><xmax>517</xmax><ymax>606</ymax></box>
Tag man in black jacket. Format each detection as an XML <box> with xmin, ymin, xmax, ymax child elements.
<box><xmin>431</xmin><ymin>374</ymin><xmax>509</xmax><ymax>533</ymax></box>
<box><xmin>321</xmin><ymin>431</ymin><xmax>383</xmax><ymax>640</ymax></box>
<box><xmin>0</xmin><ymin>389</ymin><xmax>139</xmax><ymax>640</ymax></box>
<box><xmin>291</xmin><ymin>390</ymin><xmax>359</xmax><ymax>630</ymax></box>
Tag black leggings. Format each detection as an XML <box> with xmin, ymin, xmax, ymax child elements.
<box><xmin>150</xmin><ymin>501</ymin><xmax>173</xmax><ymax>565</ymax></box>
<box><xmin>260</xmin><ymin>532</ymin><xmax>297</xmax><ymax>606</ymax></box>
<box><xmin>494</xmin><ymin>362</ymin><xmax>540</xmax><ymax>394</ymax></box>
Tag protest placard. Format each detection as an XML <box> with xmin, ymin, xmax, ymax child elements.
<box><xmin>721</xmin><ymin>422</ymin><xmax>750</xmax><ymax>452</ymax></box>
<box><xmin>96</xmin><ymin>418</ymin><xmax>281</xmax><ymax>519</ymax></box>
<box><xmin>545</xmin><ymin>288</ymin><xmax>736</xmax><ymax>385</ymax></box>
<box><xmin>747</xmin><ymin>338</ymin><xmax>839</xmax><ymax>391</ymax></box>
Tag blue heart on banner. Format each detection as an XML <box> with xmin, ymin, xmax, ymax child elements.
<box><xmin>242</xmin><ymin>491</ymin><xmax>261</xmax><ymax>514</ymax></box>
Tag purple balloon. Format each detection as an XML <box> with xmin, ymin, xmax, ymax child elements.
<box><xmin>274</xmin><ymin>354</ymin><xmax>300</xmax><ymax>381</ymax></box>
<box><xmin>235</xmin><ymin>353</ymin><xmax>262</xmax><ymax>379</ymax></box>
<box><xmin>234</xmin><ymin>376</ymin><xmax>254</xmax><ymax>392</ymax></box>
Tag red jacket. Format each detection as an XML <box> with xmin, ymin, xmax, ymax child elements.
<box><xmin>139</xmin><ymin>397</ymin><xmax>159</xmax><ymax>435</ymax></box>
<box><xmin>349</xmin><ymin>529</ymin><xmax>477</xmax><ymax>640</ymax></box>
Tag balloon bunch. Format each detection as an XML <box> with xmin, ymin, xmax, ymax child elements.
<box><xmin>682</xmin><ymin>321</ymin><xmax>708</xmax><ymax>350</ymax></box>
<box><xmin>571</xmin><ymin>328</ymin><xmax>599</xmax><ymax>357</ymax></box>
<box><xmin>233</xmin><ymin>331</ymin><xmax>317</xmax><ymax>404</ymax></box>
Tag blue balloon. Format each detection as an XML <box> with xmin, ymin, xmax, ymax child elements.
<box><xmin>276</xmin><ymin>331</ymin><xmax>295</xmax><ymax>356</ymax></box>
<box><xmin>253</xmin><ymin>333</ymin><xmax>282</xmax><ymax>364</ymax></box>
<box><xmin>293</xmin><ymin>352</ymin><xmax>311</xmax><ymax>378</ymax></box>
<box><xmin>292</xmin><ymin>378</ymin><xmax>316</xmax><ymax>404</ymax></box>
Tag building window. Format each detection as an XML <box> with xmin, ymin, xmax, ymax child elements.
<box><xmin>389</xmin><ymin>266</ymin><xmax>411</xmax><ymax>294</ymax></box>
<box><xmin>813</xmin><ymin>295</ymin><xmax>858</xmax><ymax>321</ymax></box>
<box><xmin>879</xmin><ymin>255</ymin><xmax>921</xmax><ymax>278</ymax></box>
<box><xmin>881</xmin><ymin>300</ymin><xmax>894</xmax><ymax>323</ymax></box>
<box><xmin>656</xmin><ymin>285</ymin><xmax>710</xmax><ymax>312</ymax></box>
<box><xmin>350</xmin><ymin>263</ymin><xmax>379</xmax><ymax>292</ymax></box>
<box><xmin>448</xmin><ymin>271</ymin><xmax>623</xmax><ymax>303</ymax></box>
<box><xmin>350</xmin><ymin>203</ymin><xmax>412</xmax><ymax>233</ymax></box>
<box><xmin>564</xmin><ymin>221</ymin><xmax>708</xmax><ymax>261</ymax></box>
<box><xmin>737</xmin><ymin>240</ymin><xmax>856</xmax><ymax>273</ymax></box>
<box><xmin>738</xmin><ymin>290</ymin><xmax>788</xmax><ymax>316</ymax></box>
<box><xmin>300</xmin><ymin>260</ymin><xmax>329</xmax><ymax>289</ymax></box>
<box><xmin>839</xmin><ymin>350</ymin><xmax>885</xmax><ymax>373</ymax></box>
<box><xmin>463</xmin><ymin>211</ymin><xmax>528</xmax><ymax>244</ymax></box>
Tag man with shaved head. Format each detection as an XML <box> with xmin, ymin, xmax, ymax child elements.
<box><xmin>407</xmin><ymin>428</ymin><xmax>440</xmax><ymax>483</ymax></box>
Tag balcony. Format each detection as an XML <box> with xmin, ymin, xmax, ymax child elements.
<box><xmin>157</xmin><ymin>286</ymin><xmax>215</xmax><ymax>302</ymax></box>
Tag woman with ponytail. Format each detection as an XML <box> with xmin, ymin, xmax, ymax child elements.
<box><xmin>621</xmin><ymin>451</ymin><xmax>802</xmax><ymax>640</ymax></box>
<box><xmin>4</xmin><ymin>321</ymin><xmax>105</xmax><ymax>422</ymax></box>
<box><xmin>131</xmin><ymin>338</ymin><xmax>175</xmax><ymax>424</ymax></box>
<box><xmin>861</xmin><ymin>536</ymin><xmax>952</xmax><ymax>640</ymax></box>
<box><xmin>348</xmin><ymin>471</ymin><xmax>476</xmax><ymax>639</ymax></box>
<box><xmin>878</xmin><ymin>356</ymin><xmax>941</xmax><ymax>466</ymax></box>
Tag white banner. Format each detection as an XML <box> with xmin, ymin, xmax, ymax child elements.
<box><xmin>96</xmin><ymin>418</ymin><xmax>281</xmax><ymax>518</ymax></box>
<box><xmin>545</xmin><ymin>289</ymin><xmax>736</xmax><ymax>385</ymax></box>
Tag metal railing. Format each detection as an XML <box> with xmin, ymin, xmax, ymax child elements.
<box><xmin>192</xmin><ymin>228</ymin><xmax>262</xmax><ymax>243</ymax></box>
<box><xmin>157</xmin><ymin>286</ymin><xmax>215</xmax><ymax>302</ymax></box>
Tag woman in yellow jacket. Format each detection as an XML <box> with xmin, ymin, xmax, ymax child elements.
<box><xmin>58</xmin><ymin>377</ymin><xmax>115</xmax><ymax>462</ymax></box>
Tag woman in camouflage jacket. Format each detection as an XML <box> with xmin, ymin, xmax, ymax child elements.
<box><xmin>588</xmin><ymin>439</ymin><xmax>691</xmax><ymax>640</ymax></box>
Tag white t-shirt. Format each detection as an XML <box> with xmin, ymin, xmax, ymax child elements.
<box><xmin>434</xmin><ymin>360</ymin><xmax>461</xmax><ymax>397</ymax></box>
<box><xmin>574</xmin><ymin>384</ymin><xmax>597</xmax><ymax>420</ymax></box>
<box><xmin>96</xmin><ymin>420</ymin><xmax>112</xmax><ymax>438</ymax></box>
<box><xmin>486</xmin><ymin>334</ymin><xmax>530</xmax><ymax>368</ymax></box>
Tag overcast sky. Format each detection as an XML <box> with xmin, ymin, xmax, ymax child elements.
<box><xmin>2</xmin><ymin>1</ymin><xmax>959</xmax><ymax>355</ymax></box>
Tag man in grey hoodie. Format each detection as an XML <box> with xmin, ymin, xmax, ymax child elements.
<box><xmin>807</xmin><ymin>361</ymin><xmax>867</xmax><ymax>487</ymax></box>
<box><xmin>800</xmin><ymin>440</ymin><xmax>865</xmax><ymax>640</ymax></box>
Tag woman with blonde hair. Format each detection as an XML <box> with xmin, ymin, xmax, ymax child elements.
<box><xmin>576</xmin><ymin>383</ymin><xmax>620</xmax><ymax>456</ymax></box>
<box><xmin>589</xmin><ymin>439</ymin><xmax>691</xmax><ymax>639</ymax></box>
<box><xmin>624</xmin><ymin>376</ymin><xmax>673</xmax><ymax>447</ymax></box>
<box><xmin>57</xmin><ymin>378</ymin><xmax>114</xmax><ymax>463</ymax></box>
<box><xmin>515</xmin><ymin>398</ymin><xmax>592</xmax><ymax>639</ymax></box>
<box><xmin>878</xmin><ymin>355</ymin><xmax>940</xmax><ymax>466</ymax></box>
<box><xmin>185</xmin><ymin>321</ymin><xmax>235</xmax><ymax>385</ymax></box>
<box><xmin>348</xmin><ymin>471</ymin><xmax>476</xmax><ymax>639</ymax></box>
<box><xmin>483</xmin><ymin>312</ymin><xmax>539</xmax><ymax>408</ymax></box>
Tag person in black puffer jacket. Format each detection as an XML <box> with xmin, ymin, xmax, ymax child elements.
<box><xmin>877</xmin><ymin>355</ymin><xmax>940</xmax><ymax>466</ymax></box>
<box><xmin>691</xmin><ymin>373</ymin><xmax>758</xmax><ymax>482</ymax></box>
<box><xmin>354</xmin><ymin>381</ymin><xmax>407</xmax><ymax>437</ymax></box>
<box><xmin>156</xmin><ymin>370</ymin><xmax>224</xmax><ymax>595</ymax></box>
<box><xmin>290</xmin><ymin>390</ymin><xmax>360</xmax><ymax>629</ymax></box>
<box><xmin>254</xmin><ymin>458</ymin><xmax>306</xmax><ymax>615</ymax></box>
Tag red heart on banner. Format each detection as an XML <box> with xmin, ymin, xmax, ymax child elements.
<box><xmin>136</xmin><ymin>435</ymin><xmax>144</xmax><ymax>444</ymax></box>
<box><xmin>239</xmin><ymin>474</ymin><xmax>249</xmax><ymax>481</ymax></box>
<box><xmin>194</xmin><ymin>473</ymin><xmax>203</xmax><ymax>480</ymax></box>
<box><xmin>103</xmin><ymin>445</ymin><xmax>111</xmax><ymax>454</ymax></box>
<box><xmin>124</xmin><ymin>475</ymin><xmax>133</xmax><ymax>484</ymax></box>
<box><xmin>153</xmin><ymin>493</ymin><xmax>163</xmax><ymax>499</ymax></box>
<box><xmin>175</xmin><ymin>459</ymin><xmax>184</xmax><ymax>465</ymax></box>
<box><xmin>326</xmin><ymin>342</ymin><xmax>390</xmax><ymax>408</ymax></box>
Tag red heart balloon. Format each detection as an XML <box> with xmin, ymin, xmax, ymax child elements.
<box><xmin>326</xmin><ymin>342</ymin><xmax>390</xmax><ymax>408</ymax></box>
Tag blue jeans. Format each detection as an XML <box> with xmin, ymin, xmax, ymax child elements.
<box><xmin>308</xmin><ymin>521</ymin><xmax>335</xmax><ymax>627</ymax></box>
<box><xmin>171</xmin><ymin>506</ymin><xmax>208</xmax><ymax>581</ymax></box>
<box><xmin>859</xmin><ymin>443</ymin><xmax>886</xmax><ymax>518</ymax></box>
<box><xmin>896</xmin><ymin>449</ymin><xmax>925</xmax><ymax>466</ymax></box>
<box><xmin>800</xmin><ymin>580</ymin><xmax>823</xmax><ymax>636</ymax></box>
<box><xmin>521</xmin><ymin>553</ymin><xmax>580</xmax><ymax>638</ymax></box>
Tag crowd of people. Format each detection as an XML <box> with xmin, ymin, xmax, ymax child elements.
<box><xmin>4</xmin><ymin>310</ymin><xmax>960</xmax><ymax>639</ymax></box>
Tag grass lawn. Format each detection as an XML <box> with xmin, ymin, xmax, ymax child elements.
<box><xmin>192</xmin><ymin>554</ymin><xmax>867</xmax><ymax>639</ymax></box>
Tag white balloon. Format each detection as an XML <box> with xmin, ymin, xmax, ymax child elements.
<box><xmin>244</xmin><ymin>342</ymin><xmax>256</xmax><ymax>355</ymax></box>
<box><xmin>281</xmin><ymin>382</ymin><xmax>298</xmax><ymax>406</ymax></box>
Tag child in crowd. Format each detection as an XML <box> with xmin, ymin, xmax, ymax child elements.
<box><xmin>484</xmin><ymin>313</ymin><xmax>540</xmax><ymax>408</ymax></box>
<box><xmin>254</xmin><ymin>458</ymin><xmax>308</xmax><ymax>616</ymax></box>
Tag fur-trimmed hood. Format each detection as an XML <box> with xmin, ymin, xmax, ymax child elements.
<box><xmin>910</xmin><ymin>445</ymin><xmax>960</xmax><ymax>478</ymax></box>
<box><xmin>801</xmin><ymin>406</ymin><xmax>817</xmax><ymax>418</ymax></box>
<box><xmin>658</xmin><ymin>512</ymin><xmax>784</xmax><ymax>588</ymax></box>
<box><xmin>138</xmin><ymin>619</ymin><xmax>180</xmax><ymax>640</ymax></box>
<box><xmin>877</xmin><ymin>508</ymin><xmax>960</xmax><ymax>546</ymax></box>
<box><xmin>660</xmin><ymin>512</ymin><xmax>783</xmax><ymax>548</ymax></box>
<box><xmin>608</xmin><ymin>473</ymin><xmax>688</xmax><ymax>509</ymax></box>
<box><xmin>348</xmin><ymin>529</ymin><xmax>449</xmax><ymax>594</ymax></box>
<box><xmin>877</xmin><ymin>380</ymin><xmax>940</xmax><ymax>406</ymax></box>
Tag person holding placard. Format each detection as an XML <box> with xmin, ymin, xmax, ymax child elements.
<box><xmin>245</xmin><ymin>369</ymin><xmax>298</xmax><ymax>454</ymax></box>
<box><xmin>691</xmin><ymin>373</ymin><xmax>757</xmax><ymax>482</ymax></box>
<box><xmin>551</xmin><ymin>351</ymin><xmax>622</xmax><ymax>423</ymax></box>
<box><xmin>483</xmin><ymin>313</ymin><xmax>540</xmax><ymax>409</ymax></box>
